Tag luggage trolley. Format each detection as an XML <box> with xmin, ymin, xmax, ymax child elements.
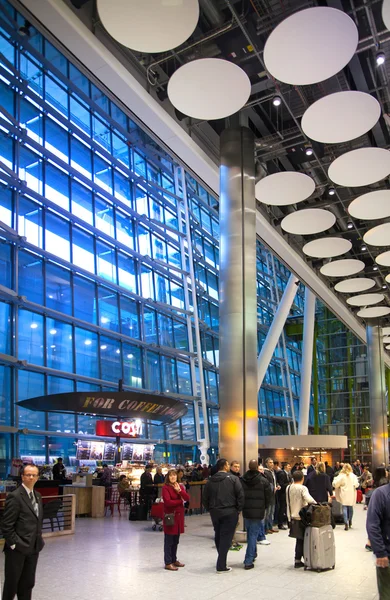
<box><xmin>150</xmin><ymin>499</ymin><xmax>164</xmax><ymax>531</ymax></box>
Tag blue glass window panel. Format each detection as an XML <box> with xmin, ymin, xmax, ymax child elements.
<box><xmin>100</xmin><ymin>335</ymin><xmax>122</xmax><ymax>382</ymax></box>
<box><xmin>146</xmin><ymin>351</ymin><xmax>160</xmax><ymax>391</ymax></box>
<box><xmin>77</xmin><ymin>414</ymin><xmax>98</xmax><ymax>435</ymax></box>
<box><xmin>18</xmin><ymin>310</ymin><xmax>44</xmax><ymax>365</ymax></box>
<box><xmin>173</xmin><ymin>321</ymin><xmax>188</xmax><ymax>351</ymax></box>
<box><xmin>162</xmin><ymin>174</ymin><xmax>174</xmax><ymax>194</ymax></box>
<box><xmin>96</xmin><ymin>239</ymin><xmax>117</xmax><ymax>283</ymax></box>
<box><xmin>0</xmin><ymin>31</ymin><xmax>15</xmax><ymax>66</ymax></box>
<box><xmin>45</xmin><ymin>117</ymin><xmax>69</xmax><ymax>163</ymax></box>
<box><xmin>204</xmin><ymin>240</ymin><xmax>215</xmax><ymax>267</ymax></box>
<box><xmin>207</xmin><ymin>370</ymin><xmax>218</xmax><ymax>403</ymax></box>
<box><xmin>71</xmin><ymin>136</ymin><xmax>92</xmax><ymax>179</ymax></box>
<box><xmin>46</xmin><ymin>318</ymin><xmax>73</xmax><ymax>372</ymax></box>
<box><xmin>212</xmin><ymin>217</ymin><xmax>219</xmax><ymax>240</ymax></box>
<box><xmin>120</xmin><ymin>296</ymin><xmax>139</xmax><ymax>339</ymax></box>
<box><xmin>167</xmin><ymin>243</ymin><xmax>181</xmax><ymax>268</ymax></box>
<box><xmin>147</xmin><ymin>162</ymin><xmax>160</xmax><ymax>186</ymax></box>
<box><xmin>98</xmin><ymin>287</ymin><xmax>119</xmax><ymax>331</ymax></box>
<box><xmin>91</xmin><ymin>84</ymin><xmax>109</xmax><ymax>112</ymax></box>
<box><xmin>155</xmin><ymin>273</ymin><xmax>169</xmax><ymax>304</ymax></box>
<box><xmin>181</xmin><ymin>405</ymin><xmax>195</xmax><ymax>439</ymax></box>
<box><xmin>113</xmin><ymin>170</ymin><xmax>132</xmax><ymax>206</ymax></box>
<box><xmin>158</xmin><ymin>313</ymin><xmax>174</xmax><ymax>347</ymax></box>
<box><xmin>0</xmin><ymin>365</ymin><xmax>11</xmax><ymax>424</ymax></box>
<box><xmin>71</xmin><ymin>180</ymin><xmax>93</xmax><ymax>224</ymax></box>
<box><xmin>95</xmin><ymin>196</ymin><xmax>114</xmax><ymax>236</ymax></box>
<box><xmin>19</xmin><ymin>434</ymin><xmax>46</xmax><ymax>461</ymax></box>
<box><xmin>75</xmin><ymin>327</ymin><xmax>98</xmax><ymax>378</ymax></box>
<box><xmin>149</xmin><ymin>198</ymin><xmax>163</xmax><ymax>222</ymax></box>
<box><xmin>19</xmin><ymin>96</ymin><xmax>42</xmax><ymax>144</ymax></box>
<box><xmin>138</xmin><ymin>224</ymin><xmax>151</xmax><ymax>256</ymax></box>
<box><xmin>117</xmin><ymin>252</ymin><xmax>137</xmax><ymax>293</ymax></box>
<box><xmin>151</xmin><ymin>234</ymin><xmax>166</xmax><ymax>261</ymax></box>
<box><xmin>48</xmin><ymin>436</ymin><xmax>76</xmax><ymax>460</ymax></box>
<box><xmin>0</xmin><ymin>184</ymin><xmax>13</xmax><ymax>227</ymax></box>
<box><xmin>70</xmin><ymin>95</ymin><xmax>91</xmax><ymax>135</ymax></box>
<box><xmin>19</xmin><ymin>53</ymin><xmax>43</xmax><ymax>96</ymax></box>
<box><xmin>177</xmin><ymin>361</ymin><xmax>192</xmax><ymax>396</ymax></box>
<box><xmin>0</xmin><ymin>240</ymin><xmax>11</xmax><ymax>289</ymax></box>
<box><xmin>144</xmin><ymin>307</ymin><xmax>157</xmax><ymax>344</ymax></box>
<box><xmin>69</xmin><ymin>64</ymin><xmax>90</xmax><ymax>97</ymax></box>
<box><xmin>94</xmin><ymin>154</ymin><xmax>112</xmax><ymax>193</ymax></box>
<box><xmin>170</xmin><ymin>282</ymin><xmax>184</xmax><ymax>309</ymax></box>
<box><xmin>92</xmin><ymin>114</ymin><xmax>111</xmax><ymax>152</ymax></box>
<box><xmin>0</xmin><ymin>301</ymin><xmax>10</xmax><ymax>354</ymax></box>
<box><xmin>134</xmin><ymin>151</ymin><xmax>146</xmax><ymax>177</ymax></box>
<box><xmin>44</xmin><ymin>40</ymin><xmax>67</xmax><ymax>76</ymax></box>
<box><xmin>46</xmin><ymin>262</ymin><xmax>72</xmax><ymax>315</ymax></box>
<box><xmin>18</xmin><ymin>250</ymin><xmax>43</xmax><ymax>304</ymax></box>
<box><xmin>18</xmin><ymin>196</ymin><xmax>43</xmax><ymax>247</ymax></box>
<box><xmin>45</xmin><ymin>163</ymin><xmax>70</xmax><ymax>210</ymax></box>
<box><xmin>135</xmin><ymin>186</ymin><xmax>148</xmax><ymax>215</ymax></box>
<box><xmin>161</xmin><ymin>356</ymin><xmax>177</xmax><ymax>393</ymax></box>
<box><xmin>111</xmin><ymin>104</ymin><xmax>127</xmax><ymax>130</ymax></box>
<box><xmin>112</xmin><ymin>133</ymin><xmax>129</xmax><ymax>168</ymax></box>
<box><xmin>73</xmin><ymin>275</ymin><xmax>97</xmax><ymax>324</ymax></box>
<box><xmin>166</xmin><ymin>420</ymin><xmax>181</xmax><ymax>440</ymax></box>
<box><xmin>45</xmin><ymin>211</ymin><xmax>70</xmax><ymax>261</ymax></box>
<box><xmin>19</xmin><ymin>145</ymin><xmax>43</xmax><ymax>194</ymax></box>
<box><xmin>140</xmin><ymin>265</ymin><xmax>154</xmax><ymax>299</ymax></box>
<box><xmin>207</xmin><ymin>272</ymin><xmax>219</xmax><ymax>300</ymax></box>
<box><xmin>72</xmin><ymin>226</ymin><xmax>95</xmax><ymax>273</ymax></box>
<box><xmin>164</xmin><ymin>207</ymin><xmax>178</xmax><ymax>230</ymax></box>
<box><xmin>115</xmin><ymin>210</ymin><xmax>134</xmax><ymax>249</ymax></box>
<box><xmin>45</xmin><ymin>74</ymin><xmax>68</xmax><ymax>116</ymax></box>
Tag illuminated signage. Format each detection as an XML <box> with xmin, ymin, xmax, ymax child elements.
<box><xmin>95</xmin><ymin>420</ymin><xmax>143</xmax><ymax>438</ymax></box>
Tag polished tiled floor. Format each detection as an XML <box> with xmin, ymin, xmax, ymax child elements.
<box><xmin>0</xmin><ymin>503</ymin><xmax>379</xmax><ymax>600</ymax></box>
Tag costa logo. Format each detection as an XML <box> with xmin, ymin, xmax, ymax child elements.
<box><xmin>95</xmin><ymin>419</ymin><xmax>142</xmax><ymax>438</ymax></box>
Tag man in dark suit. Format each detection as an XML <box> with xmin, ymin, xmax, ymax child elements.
<box><xmin>276</xmin><ymin>462</ymin><xmax>292</xmax><ymax>530</ymax></box>
<box><xmin>2</xmin><ymin>464</ymin><xmax>45</xmax><ymax>600</ymax></box>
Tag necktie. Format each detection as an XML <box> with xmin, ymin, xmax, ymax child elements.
<box><xmin>29</xmin><ymin>491</ymin><xmax>39</xmax><ymax>516</ymax></box>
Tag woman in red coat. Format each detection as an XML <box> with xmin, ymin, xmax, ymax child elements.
<box><xmin>162</xmin><ymin>469</ymin><xmax>190</xmax><ymax>571</ymax></box>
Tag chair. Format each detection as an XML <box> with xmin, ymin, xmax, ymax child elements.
<box><xmin>42</xmin><ymin>499</ymin><xmax>63</xmax><ymax>531</ymax></box>
<box><xmin>105</xmin><ymin>489</ymin><xmax>120</xmax><ymax>516</ymax></box>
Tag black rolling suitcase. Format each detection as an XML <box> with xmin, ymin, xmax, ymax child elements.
<box><xmin>331</xmin><ymin>499</ymin><xmax>344</xmax><ymax>524</ymax></box>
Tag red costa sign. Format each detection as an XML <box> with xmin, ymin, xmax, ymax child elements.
<box><xmin>95</xmin><ymin>420</ymin><xmax>142</xmax><ymax>438</ymax></box>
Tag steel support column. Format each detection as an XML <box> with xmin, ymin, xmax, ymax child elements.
<box><xmin>219</xmin><ymin>127</ymin><xmax>257</xmax><ymax>469</ymax></box>
<box><xmin>298</xmin><ymin>287</ymin><xmax>316</xmax><ymax>435</ymax></box>
<box><xmin>257</xmin><ymin>274</ymin><xmax>299</xmax><ymax>391</ymax></box>
<box><xmin>366</xmin><ymin>322</ymin><xmax>389</xmax><ymax>468</ymax></box>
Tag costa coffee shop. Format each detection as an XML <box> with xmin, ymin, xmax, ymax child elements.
<box><xmin>3</xmin><ymin>390</ymin><xmax>200</xmax><ymax>483</ymax></box>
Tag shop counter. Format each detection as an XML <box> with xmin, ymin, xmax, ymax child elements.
<box><xmin>63</xmin><ymin>484</ymin><xmax>105</xmax><ymax>518</ymax></box>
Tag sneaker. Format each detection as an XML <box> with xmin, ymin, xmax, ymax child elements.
<box><xmin>294</xmin><ymin>561</ymin><xmax>305</xmax><ymax>569</ymax></box>
<box><xmin>278</xmin><ymin>525</ymin><xmax>288</xmax><ymax>530</ymax></box>
<box><xmin>244</xmin><ymin>564</ymin><xmax>254</xmax><ymax>570</ymax></box>
<box><xmin>365</xmin><ymin>544</ymin><xmax>373</xmax><ymax>552</ymax></box>
<box><xmin>229</xmin><ymin>546</ymin><xmax>241</xmax><ymax>551</ymax></box>
<box><xmin>217</xmin><ymin>567</ymin><xmax>232</xmax><ymax>574</ymax></box>
<box><xmin>259</xmin><ymin>540</ymin><xmax>271</xmax><ymax>545</ymax></box>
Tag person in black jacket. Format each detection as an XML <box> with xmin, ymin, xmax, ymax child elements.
<box><xmin>366</xmin><ymin>480</ymin><xmax>390</xmax><ymax>598</ymax></box>
<box><xmin>240</xmin><ymin>460</ymin><xmax>272</xmax><ymax>570</ymax></box>
<box><xmin>203</xmin><ymin>458</ymin><xmax>244</xmax><ymax>573</ymax></box>
<box><xmin>1</xmin><ymin>464</ymin><xmax>45</xmax><ymax>600</ymax></box>
<box><xmin>306</xmin><ymin>461</ymin><xmax>333</xmax><ymax>503</ymax></box>
<box><xmin>52</xmin><ymin>457</ymin><xmax>66</xmax><ymax>481</ymax></box>
<box><xmin>276</xmin><ymin>463</ymin><xmax>292</xmax><ymax>530</ymax></box>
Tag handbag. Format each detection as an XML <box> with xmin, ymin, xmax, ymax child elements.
<box><xmin>164</xmin><ymin>513</ymin><xmax>175</xmax><ymax>526</ymax></box>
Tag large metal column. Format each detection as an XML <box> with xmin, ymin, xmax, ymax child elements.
<box><xmin>298</xmin><ymin>287</ymin><xmax>316</xmax><ymax>435</ymax></box>
<box><xmin>257</xmin><ymin>274</ymin><xmax>299</xmax><ymax>391</ymax></box>
<box><xmin>219</xmin><ymin>127</ymin><xmax>258</xmax><ymax>468</ymax></box>
<box><xmin>366</xmin><ymin>322</ymin><xmax>389</xmax><ymax>468</ymax></box>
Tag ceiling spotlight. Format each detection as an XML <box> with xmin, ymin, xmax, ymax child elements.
<box><xmin>305</xmin><ymin>145</ymin><xmax>313</xmax><ymax>157</ymax></box>
<box><xmin>376</xmin><ymin>51</ymin><xmax>386</xmax><ymax>66</ymax></box>
<box><xmin>272</xmin><ymin>95</ymin><xmax>282</xmax><ymax>107</ymax></box>
<box><xmin>373</xmin><ymin>265</ymin><xmax>379</xmax><ymax>271</ymax></box>
<box><xmin>347</xmin><ymin>221</ymin><xmax>353</xmax><ymax>229</ymax></box>
<box><xmin>18</xmin><ymin>20</ymin><xmax>31</xmax><ymax>37</ymax></box>
<box><xmin>361</xmin><ymin>245</ymin><xmax>367</xmax><ymax>251</ymax></box>
<box><xmin>383</xmin><ymin>284</ymin><xmax>387</xmax><ymax>289</ymax></box>
<box><xmin>328</xmin><ymin>186</ymin><xmax>336</xmax><ymax>196</ymax></box>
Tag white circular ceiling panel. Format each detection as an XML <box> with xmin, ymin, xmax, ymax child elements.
<box><xmin>167</xmin><ymin>59</ymin><xmax>251</xmax><ymax>120</ymax></box>
<box><xmin>382</xmin><ymin>327</ymin><xmax>390</xmax><ymax>335</ymax></box>
<box><xmin>376</xmin><ymin>251</ymin><xmax>390</xmax><ymax>267</ymax></box>
<box><xmin>357</xmin><ymin>307</ymin><xmax>390</xmax><ymax>318</ymax></box>
<box><xmin>386</xmin><ymin>274</ymin><xmax>390</xmax><ymax>283</ymax></box>
<box><xmin>383</xmin><ymin>336</ymin><xmax>390</xmax><ymax>344</ymax></box>
<box><xmin>346</xmin><ymin>293</ymin><xmax>384</xmax><ymax>307</ymax></box>
<box><xmin>97</xmin><ymin>0</ymin><xmax>199</xmax><ymax>53</ymax></box>
<box><xmin>334</xmin><ymin>278</ymin><xmax>376</xmax><ymax>293</ymax></box>
<box><xmin>363</xmin><ymin>223</ymin><xmax>390</xmax><ymax>247</ymax></box>
<box><xmin>281</xmin><ymin>209</ymin><xmax>336</xmax><ymax>235</ymax></box>
<box><xmin>328</xmin><ymin>148</ymin><xmax>390</xmax><ymax>187</ymax></box>
<box><xmin>348</xmin><ymin>190</ymin><xmax>390</xmax><ymax>220</ymax></box>
<box><xmin>320</xmin><ymin>259</ymin><xmax>365</xmax><ymax>277</ymax></box>
<box><xmin>255</xmin><ymin>172</ymin><xmax>315</xmax><ymax>206</ymax></box>
<box><xmin>302</xmin><ymin>237</ymin><xmax>352</xmax><ymax>258</ymax></box>
<box><xmin>263</xmin><ymin>7</ymin><xmax>358</xmax><ymax>85</ymax></box>
<box><xmin>386</xmin><ymin>345</ymin><xmax>390</xmax><ymax>350</ymax></box>
<box><xmin>302</xmin><ymin>92</ymin><xmax>380</xmax><ymax>144</ymax></box>
<box><xmin>383</xmin><ymin>0</ymin><xmax>390</xmax><ymax>31</ymax></box>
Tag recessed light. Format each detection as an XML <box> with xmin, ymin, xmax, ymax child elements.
<box><xmin>328</xmin><ymin>186</ymin><xmax>336</xmax><ymax>196</ymax></box>
<box><xmin>272</xmin><ymin>95</ymin><xmax>282</xmax><ymax>107</ymax></box>
<box><xmin>376</xmin><ymin>51</ymin><xmax>385</xmax><ymax>66</ymax></box>
<box><xmin>347</xmin><ymin>221</ymin><xmax>353</xmax><ymax>229</ymax></box>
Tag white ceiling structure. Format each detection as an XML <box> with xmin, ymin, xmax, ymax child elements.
<box><xmin>16</xmin><ymin>0</ymin><xmax>390</xmax><ymax>366</ymax></box>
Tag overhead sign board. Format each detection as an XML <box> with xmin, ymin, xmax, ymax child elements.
<box><xmin>95</xmin><ymin>420</ymin><xmax>143</xmax><ymax>438</ymax></box>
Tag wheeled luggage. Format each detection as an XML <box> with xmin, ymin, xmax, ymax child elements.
<box><xmin>356</xmin><ymin>489</ymin><xmax>363</xmax><ymax>504</ymax></box>
<box><xmin>304</xmin><ymin>524</ymin><xmax>335</xmax><ymax>572</ymax></box>
<box><xmin>129</xmin><ymin>503</ymin><xmax>148</xmax><ymax>521</ymax></box>
<box><xmin>331</xmin><ymin>499</ymin><xmax>344</xmax><ymax>524</ymax></box>
<box><xmin>150</xmin><ymin>500</ymin><xmax>164</xmax><ymax>531</ymax></box>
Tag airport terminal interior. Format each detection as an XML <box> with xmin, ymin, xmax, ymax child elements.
<box><xmin>1</xmin><ymin>0</ymin><xmax>390</xmax><ymax>597</ymax></box>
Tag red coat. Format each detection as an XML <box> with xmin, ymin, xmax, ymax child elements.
<box><xmin>162</xmin><ymin>484</ymin><xmax>189</xmax><ymax>535</ymax></box>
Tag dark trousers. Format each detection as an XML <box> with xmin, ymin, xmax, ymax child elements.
<box><xmin>210</xmin><ymin>510</ymin><xmax>238</xmax><ymax>571</ymax></box>
<box><xmin>295</xmin><ymin>538</ymin><xmax>304</xmax><ymax>562</ymax></box>
<box><xmin>164</xmin><ymin>534</ymin><xmax>180</xmax><ymax>565</ymax></box>
<box><xmin>377</xmin><ymin>566</ymin><xmax>390</xmax><ymax>600</ymax></box>
<box><xmin>277</xmin><ymin>492</ymin><xmax>287</xmax><ymax>526</ymax></box>
<box><xmin>2</xmin><ymin>549</ymin><xmax>39</xmax><ymax>600</ymax></box>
